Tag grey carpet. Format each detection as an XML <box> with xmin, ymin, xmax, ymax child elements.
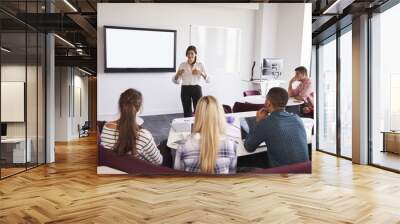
<box><xmin>142</xmin><ymin>113</ymin><xmax>183</xmax><ymax>145</ymax></box>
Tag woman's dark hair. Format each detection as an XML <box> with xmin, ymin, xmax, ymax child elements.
<box><xmin>113</xmin><ymin>88</ymin><xmax>143</xmax><ymax>156</ymax></box>
<box><xmin>186</xmin><ymin>45</ymin><xmax>197</xmax><ymax>65</ymax></box>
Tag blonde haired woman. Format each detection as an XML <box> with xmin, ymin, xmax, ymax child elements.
<box><xmin>174</xmin><ymin>96</ymin><xmax>237</xmax><ymax>174</ymax></box>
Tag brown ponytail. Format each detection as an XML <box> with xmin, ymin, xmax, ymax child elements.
<box><xmin>186</xmin><ymin>45</ymin><xmax>197</xmax><ymax>65</ymax></box>
<box><xmin>113</xmin><ymin>88</ymin><xmax>143</xmax><ymax>156</ymax></box>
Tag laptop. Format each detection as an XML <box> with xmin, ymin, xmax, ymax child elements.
<box><xmin>240</xmin><ymin>117</ymin><xmax>257</xmax><ymax>140</ymax></box>
<box><xmin>240</xmin><ymin>116</ymin><xmax>266</xmax><ymax>146</ymax></box>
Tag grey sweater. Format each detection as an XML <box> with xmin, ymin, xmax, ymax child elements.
<box><xmin>244</xmin><ymin>110</ymin><xmax>309</xmax><ymax>168</ymax></box>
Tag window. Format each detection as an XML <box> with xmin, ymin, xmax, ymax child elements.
<box><xmin>370</xmin><ymin>3</ymin><xmax>400</xmax><ymax>171</ymax></box>
<box><xmin>317</xmin><ymin>37</ymin><xmax>337</xmax><ymax>154</ymax></box>
<box><xmin>339</xmin><ymin>29</ymin><xmax>352</xmax><ymax>158</ymax></box>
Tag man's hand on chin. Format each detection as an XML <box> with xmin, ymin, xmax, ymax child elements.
<box><xmin>256</xmin><ymin>108</ymin><xmax>269</xmax><ymax>123</ymax></box>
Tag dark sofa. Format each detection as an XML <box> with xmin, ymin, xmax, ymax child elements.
<box><xmin>97</xmin><ymin>121</ymin><xmax>311</xmax><ymax>175</ymax></box>
<box><xmin>97</xmin><ymin>144</ymin><xmax>311</xmax><ymax>175</ymax></box>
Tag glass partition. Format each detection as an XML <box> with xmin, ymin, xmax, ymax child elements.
<box><xmin>0</xmin><ymin>2</ymin><xmax>46</xmax><ymax>179</ymax></box>
<box><xmin>1</xmin><ymin>30</ymin><xmax>28</xmax><ymax>177</ymax></box>
<box><xmin>317</xmin><ymin>36</ymin><xmax>337</xmax><ymax>154</ymax></box>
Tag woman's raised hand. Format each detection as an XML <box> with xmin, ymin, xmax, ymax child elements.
<box><xmin>177</xmin><ymin>69</ymin><xmax>185</xmax><ymax>76</ymax></box>
<box><xmin>192</xmin><ymin>68</ymin><xmax>201</xmax><ymax>75</ymax></box>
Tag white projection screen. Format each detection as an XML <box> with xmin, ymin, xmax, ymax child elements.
<box><xmin>104</xmin><ymin>26</ymin><xmax>176</xmax><ymax>73</ymax></box>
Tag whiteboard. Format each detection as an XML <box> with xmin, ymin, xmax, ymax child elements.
<box><xmin>1</xmin><ymin>82</ymin><xmax>25</xmax><ymax>122</ymax></box>
<box><xmin>190</xmin><ymin>25</ymin><xmax>241</xmax><ymax>76</ymax></box>
<box><xmin>105</xmin><ymin>26</ymin><xmax>176</xmax><ymax>71</ymax></box>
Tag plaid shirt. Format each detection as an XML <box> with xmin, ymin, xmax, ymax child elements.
<box><xmin>174</xmin><ymin>134</ymin><xmax>237</xmax><ymax>174</ymax></box>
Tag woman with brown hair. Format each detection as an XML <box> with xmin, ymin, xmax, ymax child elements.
<box><xmin>174</xmin><ymin>96</ymin><xmax>237</xmax><ymax>174</ymax></box>
<box><xmin>100</xmin><ymin>88</ymin><xmax>163</xmax><ymax>165</ymax></box>
<box><xmin>172</xmin><ymin>45</ymin><xmax>210</xmax><ymax>117</ymax></box>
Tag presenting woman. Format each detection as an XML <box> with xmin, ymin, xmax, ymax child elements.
<box><xmin>172</xmin><ymin>45</ymin><xmax>210</xmax><ymax>117</ymax></box>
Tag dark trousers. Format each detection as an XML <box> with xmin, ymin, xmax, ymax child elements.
<box><xmin>237</xmin><ymin>152</ymin><xmax>270</xmax><ymax>170</ymax></box>
<box><xmin>181</xmin><ymin>85</ymin><xmax>202</xmax><ymax>117</ymax></box>
<box><xmin>158</xmin><ymin>139</ymin><xmax>173</xmax><ymax>168</ymax></box>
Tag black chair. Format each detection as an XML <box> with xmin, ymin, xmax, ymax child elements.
<box><xmin>79</xmin><ymin>121</ymin><xmax>90</xmax><ymax>138</ymax></box>
<box><xmin>243</xmin><ymin>90</ymin><xmax>261</xmax><ymax>97</ymax></box>
<box><xmin>232</xmin><ymin>102</ymin><xmax>263</xmax><ymax>113</ymax></box>
<box><xmin>223</xmin><ymin>104</ymin><xmax>232</xmax><ymax>113</ymax></box>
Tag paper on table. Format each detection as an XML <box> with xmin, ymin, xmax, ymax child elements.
<box><xmin>172</xmin><ymin>133</ymin><xmax>191</xmax><ymax>145</ymax></box>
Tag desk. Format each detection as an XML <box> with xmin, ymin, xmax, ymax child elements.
<box><xmin>167</xmin><ymin>111</ymin><xmax>313</xmax><ymax>157</ymax></box>
<box><xmin>1</xmin><ymin>138</ymin><xmax>31</xmax><ymax>163</ymax></box>
<box><xmin>382</xmin><ymin>131</ymin><xmax>400</xmax><ymax>154</ymax></box>
<box><xmin>241</xmin><ymin>96</ymin><xmax>304</xmax><ymax>115</ymax></box>
<box><xmin>242</xmin><ymin>96</ymin><xmax>304</xmax><ymax>106</ymax></box>
<box><xmin>248</xmin><ymin>80</ymin><xmax>286</xmax><ymax>96</ymax></box>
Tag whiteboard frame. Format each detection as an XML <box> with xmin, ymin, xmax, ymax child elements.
<box><xmin>1</xmin><ymin>81</ymin><xmax>25</xmax><ymax>123</ymax></box>
<box><xmin>189</xmin><ymin>24</ymin><xmax>242</xmax><ymax>76</ymax></box>
<box><xmin>104</xmin><ymin>25</ymin><xmax>177</xmax><ymax>73</ymax></box>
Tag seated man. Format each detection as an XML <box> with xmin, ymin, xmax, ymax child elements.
<box><xmin>288</xmin><ymin>66</ymin><xmax>314</xmax><ymax>117</ymax></box>
<box><xmin>244</xmin><ymin>87</ymin><xmax>309</xmax><ymax>168</ymax></box>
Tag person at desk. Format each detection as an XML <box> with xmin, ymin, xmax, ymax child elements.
<box><xmin>244</xmin><ymin>87</ymin><xmax>309</xmax><ymax>168</ymax></box>
<box><xmin>172</xmin><ymin>45</ymin><xmax>210</xmax><ymax>117</ymax></box>
<box><xmin>288</xmin><ymin>66</ymin><xmax>314</xmax><ymax>117</ymax></box>
<box><xmin>174</xmin><ymin>96</ymin><xmax>237</xmax><ymax>174</ymax></box>
<box><xmin>100</xmin><ymin>88</ymin><xmax>166</xmax><ymax>166</ymax></box>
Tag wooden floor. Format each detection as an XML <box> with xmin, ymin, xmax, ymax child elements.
<box><xmin>1</xmin><ymin>136</ymin><xmax>400</xmax><ymax>223</ymax></box>
<box><xmin>372</xmin><ymin>151</ymin><xmax>400</xmax><ymax>171</ymax></box>
<box><xmin>1</xmin><ymin>167</ymin><xmax>26</xmax><ymax>178</ymax></box>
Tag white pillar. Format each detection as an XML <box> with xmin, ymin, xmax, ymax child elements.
<box><xmin>46</xmin><ymin>32</ymin><xmax>55</xmax><ymax>163</ymax></box>
<box><xmin>352</xmin><ymin>14</ymin><xmax>369</xmax><ymax>164</ymax></box>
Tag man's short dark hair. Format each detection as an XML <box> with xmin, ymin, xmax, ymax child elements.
<box><xmin>295</xmin><ymin>66</ymin><xmax>308</xmax><ymax>75</ymax></box>
<box><xmin>267</xmin><ymin>87</ymin><xmax>289</xmax><ymax>108</ymax></box>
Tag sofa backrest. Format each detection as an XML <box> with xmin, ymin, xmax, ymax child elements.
<box><xmin>98</xmin><ymin>143</ymin><xmax>311</xmax><ymax>175</ymax></box>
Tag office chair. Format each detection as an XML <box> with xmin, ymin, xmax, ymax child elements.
<box><xmin>79</xmin><ymin>121</ymin><xmax>90</xmax><ymax>138</ymax></box>
<box><xmin>222</xmin><ymin>104</ymin><xmax>232</xmax><ymax>113</ymax></box>
<box><xmin>243</xmin><ymin>90</ymin><xmax>261</xmax><ymax>97</ymax></box>
<box><xmin>232</xmin><ymin>102</ymin><xmax>263</xmax><ymax>113</ymax></box>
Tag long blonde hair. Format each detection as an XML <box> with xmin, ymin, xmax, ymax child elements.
<box><xmin>192</xmin><ymin>96</ymin><xmax>226</xmax><ymax>174</ymax></box>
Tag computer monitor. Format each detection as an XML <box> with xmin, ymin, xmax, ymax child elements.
<box><xmin>261</xmin><ymin>58</ymin><xmax>283</xmax><ymax>79</ymax></box>
<box><xmin>1</xmin><ymin>123</ymin><xmax>7</xmax><ymax>138</ymax></box>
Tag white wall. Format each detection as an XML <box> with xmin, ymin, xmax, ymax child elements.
<box><xmin>97</xmin><ymin>3</ymin><xmax>311</xmax><ymax>118</ymax></box>
<box><xmin>254</xmin><ymin>4</ymin><xmax>279</xmax><ymax>70</ymax></box>
<box><xmin>97</xmin><ymin>3</ymin><xmax>256</xmax><ymax>118</ymax></box>
<box><xmin>253</xmin><ymin>3</ymin><xmax>312</xmax><ymax>83</ymax></box>
<box><xmin>71</xmin><ymin>74</ymin><xmax>89</xmax><ymax>138</ymax></box>
<box><xmin>55</xmin><ymin>67</ymin><xmax>69</xmax><ymax>141</ymax></box>
<box><xmin>54</xmin><ymin>67</ymin><xmax>89</xmax><ymax>141</ymax></box>
<box><xmin>275</xmin><ymin>4</ymin><xmax>311</xmax><ymax>82</ymax></box>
